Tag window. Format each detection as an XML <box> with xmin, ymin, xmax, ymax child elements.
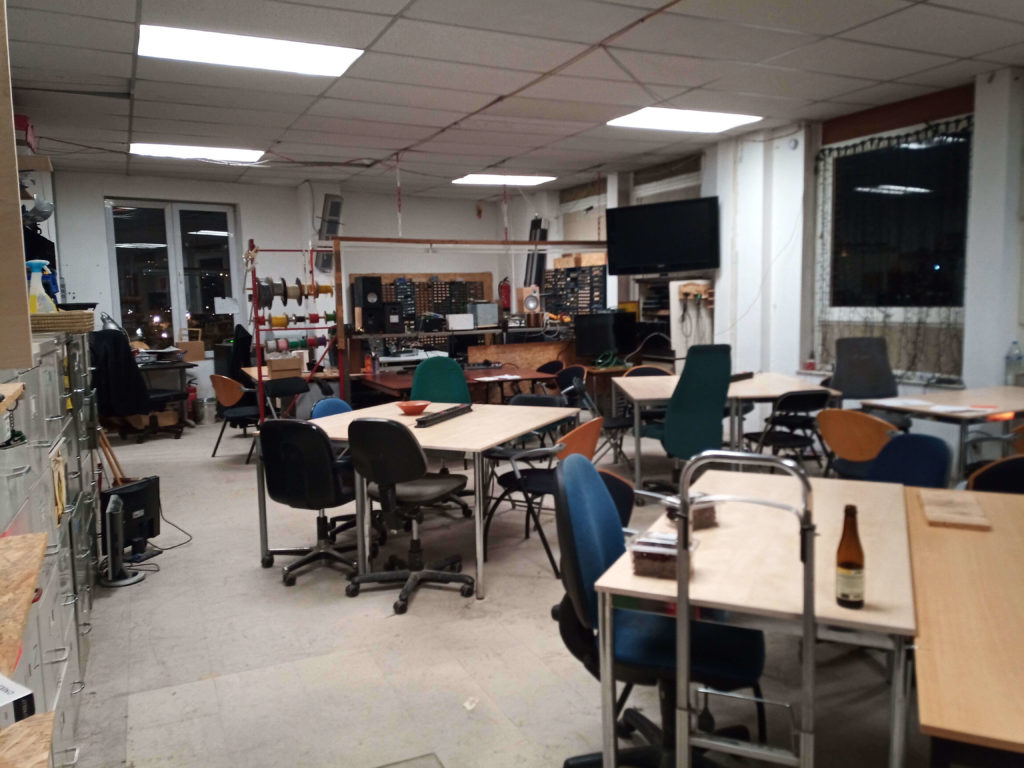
<box><xmin>106</xmin><ymin>201</ymin><xmax>240</xmax><ymax>350</ymax></box>
<box><xmin>814</xmin><ymin>116</ymin><xmax>972</xmax><ymax>378</ymax></box>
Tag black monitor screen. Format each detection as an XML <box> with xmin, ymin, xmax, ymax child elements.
<box><xmin>575</xmin><ymin>312</ymin><xmax>636</xmax><ymax>357</ymax></box>
<box><xmin>607</xmin><ymin>197</ymin><xmax>720</xmax><ymax>275</ymax></box>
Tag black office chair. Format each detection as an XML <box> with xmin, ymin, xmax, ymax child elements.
<box><xmin>344</xmin><ymin>418</ymin><xmax>475</xmax><ymax>614</ymax></box>
<box><xmin>259</xmin><ymin>419</ymin><xmax>357</xmax><ymax>586</ymax></box>
<box><xmin>967</xmin><ymin>455</ymin><xmax>1024</xmax><ymax>493</ymax></box>
<box><xmin>830</xmin><ymin>337</ymin><xmax>912</xmax><ymax>431</ymax></box>
<box><xmin>263</xmin><ymin>376</ymin><xmax>310</xmax><ymax>418</ymax></box>
<box><xmin>556</xmin><ymin>365</ymin><xmax>588</xmax><ymax>408</ymax></box>
<box><xmin>743</xmin><ymin>390</ymin><xmax>832</xmax><ymax>465</ymax></box>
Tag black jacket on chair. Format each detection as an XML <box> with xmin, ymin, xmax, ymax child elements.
<box><xmin>89</xmin><ymin>330</ymin><xmax>153</xmax><ymax>417</ymax></box>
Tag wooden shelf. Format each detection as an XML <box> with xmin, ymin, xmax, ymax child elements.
<box><xmin>0</xmin><ymin>712</ymin><xmax>54</xmax><ymax>768</ymax></box>
<box><xmin>0</xmin><ymin>382</ymin><xmax>25</xmax><ymax>416</ymax></box>
<box><xmin>15</xmin><ymin>155</ymin><xmax>52</xmax><ymax>173</ymax></box>
<box><xmin>0</xmin><ymin>533</ymin><xmax>47</xmax><ymax>678</ymax></box>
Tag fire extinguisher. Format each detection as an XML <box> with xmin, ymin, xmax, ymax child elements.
<box><xmin>498</xmin><ymin>277</ymin><xmax>511</xmax><ymax>311</ymax></box>
<box><xmin>186</xmin><ymin>383</ymin><xmax>197</xmax><ymax>420</ymax></box>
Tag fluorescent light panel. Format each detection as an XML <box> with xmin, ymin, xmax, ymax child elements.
<box><xmin>188</xmin><ymin>230</ymin><xmax>231</xmax><ymax>237</ymax></box>
<box><xmin>130</xmin><ymin>143</ymin><xmax>264</xmax><ymax>162</ymax></box>
<box><xmin>138</xmin><ymin>24</ymin><xmax>363</xmax><ymax>77</ymax></box>
<box><xmin>854</xmin><ymin>184</ymin><xmax>932</xmax><ymax>195</ymax></box>
<box><xmin>607</xmin><ymin>107</ymin><xmax>762</xmax><ymax>133</ymax></box>
<box><xmin>452</xmin><ymin>174</ymin><xmax>556</xmax><ymax>186</ymax></box>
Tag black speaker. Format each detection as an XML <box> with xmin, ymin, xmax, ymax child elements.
<box><xmin>384</xmin><ymin>302</ymin><xmax>404</xmax><ymax>334</ymax></box>
<box><xmin>352</xmin><ymin>276</ymin><xmax>382</xmax><ymax>308</ymax></box>
<box><xmin>362</xmin><ymin>305</ymin><xmax>385</xmax><ymax>333</ymax></box>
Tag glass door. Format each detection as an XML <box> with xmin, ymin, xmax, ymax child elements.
<box><xmin>176</xmin><ymin>206</ymin><xmax>239</xmax><ymax>349</ymax></box>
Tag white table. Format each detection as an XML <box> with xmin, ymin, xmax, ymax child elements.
<box><xmin>307</xmin><ymin>401</ymin><xmax>578</xmax><ymax>598</ymax></box>
<box><xmin>595</xmin><ymin>471</ymin><xmax>916</xmax><ymax>767</ymax></box>
<box><xmin>613</xmin><ymin>372</ymin><xmax>837</xmax><ymax>488</ymax></box>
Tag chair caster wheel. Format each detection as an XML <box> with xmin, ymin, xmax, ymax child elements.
<box><xmin>261</xmin><ymin>554</ymin><xmax>274</xmax><ymax>568</ymax></box>
<box><xmin>345</xmin><ymin>583</ymin><xmax>359</xmax><ymax>597</ymax></box>
<box><xmin>283</xmin><ymin>573</ymin><xmax>296</xmax><ymax>586</ymax></box>
<box><xmin>393</xmin><ymin>600</ymin><xmax>408</xmax><ymax>615</ymax></box>
<box><xmin>460</xmin><ymin>584</ymin><xmax>475</xmax><ymax>598</ymax></box>
<box><xmin>551</xmin><ymin>604</ymin><xmax>561</xmax><ymax>621</ymax></box>
<box><xmin>462</xmin><ymin>508</ymin><xmax>473</xmax><ymax>518</ymax></box>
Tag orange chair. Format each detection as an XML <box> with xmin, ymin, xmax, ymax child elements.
<box><xmin>816</xmin><ymin>408</ymin><xmax>894</xmax><ymax>479</ymax></box>
<box><xmin>210</xmin><ymin>374</ymin><xmax>260</xmax><ymax>463</ymax></box>
<box><xmin>484</xmin><ymin>417</ymin><xmax>603</xmax><ymax>577</ymax></box>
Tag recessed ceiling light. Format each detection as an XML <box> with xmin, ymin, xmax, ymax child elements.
<box><xmin>130</xmin><ymin>143</ymin><xmax>264</xmax><ymax>162</ymax></box>
<box><xmin>188</xmin><ymin>230</ymin><xmax>231</xmax><ymax>237</ymax></box>
<box><xmin>854</xmin><ymin>184</ymin><xmax>932</xmax><ymax>195</ymax></box>
<box><xmin>607</xmin><ymin>107</ymin><xmax>762</xmax><ymax>133</ymax></box>
<box><xmin>452</xmin><ymin>174</ymin><xmax>556</xmax><ymax>186</ymax></box>
<box><xmin>115</xmin><ymin>243</ymin><xmax>167</xmax><ymax>249</ymax></box>
<box><xmin>138</xmin><ymin>24</ymin><xmax>363</xmax><ymax>77</ymax></box>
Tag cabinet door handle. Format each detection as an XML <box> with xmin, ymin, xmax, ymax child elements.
<box><xmin>68</xmin><ymin>471</ymin><xmax>81</xmax><ymax>480</ymax></box>
<box><xmin>54</xmin><ymin>746</ymin><xmax>80</xmax><ymax>766</ymax></box>
<box><xmin>71</xmin><ymin>681</ymin><xmax>85</xmax><ymax>695</ymax></box>
<box><xmin>62</xmin><ymin>594</ymin><xmax>78</xmax><ymax>606</ymax></box>
<box><xmin>45</xmin><ymin>543</ymin><xmax>59</xmax><ymax>557</ymax></box>
<box><xmin>0</xmin><ymin>465</ymin><xmax>31</xmax><ymax>478</ymax></box>
<box><xmin>45</xmin><ymin>646</ymin><xmax>69</xmax><ymax>664</ymax></box>
<box><xmin>79</xmin><ymin>622</ymin><xmax>92</xmax><ymax>636</ymax></box>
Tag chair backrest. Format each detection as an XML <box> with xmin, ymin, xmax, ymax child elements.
<box><xmin>817</xmin><ymin>408</ymin><xmax>893</xmax><ymax>462</ymax></box>
<box><xmin>598</xmin><ymin>469</ymin><xmax>634</xmax><ymax>526</ymax></box>
<box><xmin>507</xmin><ymin>393</ymin><xmax>566</xmax><ymax>407</ymax></box>
<box><xmin>866</xmin><ymin>434</ymin><xmax>950</xmax><ymax>488</ymax></box>
<box><xmin>263</xmin><ymin>377</ymin><xmax>310</xmax><ymax>399</ymax></box>
<box><xmin>88</xmin><ymin>329</ymin><xmax>153</xmax><ymax>417</ymax></box>
<box><xmin>311</xmin><ymin>397</ymin><xmax>352</xmax><ymax>419</ymax></box>
<box><xmin>260</xmin><ymin>420</ymin><xmax>348</xmax><ymax>509</ymax></box>
<box><xmin>830</xmin><ymin>337</ymin><xmax>897</xmax><ymax>400</ymax></box>
<box><xmin>556</xmin><ymin>365</ymin><xmax>587</xmax><ymax>391</ymax></box>
<box><xmin>556</xmin><ymin>417</ymin><xmax>603</xmax><ymax>461</ymax></box>
<box><xmin>537</xmin><ymin>360</ymin><xmax>564</xmax><ymax>375</ymax></box>
<box><xmin>410</xmin><ymin>357</ymin><xmax>470</xmax><ymax>403</ymax></box>
<box><xmin>772</xmin><ymin>389</ymin><xmax>833</xmax><ymax>416</ymax></box>
<box><xmin>624</xmin><ymin>365</ymin><xmax>671</xmax><ymax>377</ymax></box>
<box><xmin>347</xmin><ymin>418</ymin><xmax>427</xmax><ymax>486</ymax></box>
<box><xmin>662</xmin><ymin>344</ymin><xmax>732</xmax><ymax>460</ymax></box>
<box><xmin>210</xmin><ymin>374</ymin><xmax>246</xmax><ymax>408</ymax></box>
<box><xmin>555</xmin><ymin>454</ymin><xmax>627</xmax><ymax>630</ymax></box>
<box><xmin>967</xmin><ymin>455</ymin><xmax>1024</xmax><ymax>493</ymax></box>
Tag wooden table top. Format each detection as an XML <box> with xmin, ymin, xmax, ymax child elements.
<box><xmin>0</xmin><ymin>533</ymin><xmax>47</xmax><ymax>678</ymax></box>
<box><xmin>863</xmin><ymin>386</ymin><xmax>1024</xmax><ymax>422</ymax></box>
<box><xmin>613</xmin><ymin>371</ymin><xmax>837</xmax><ymax>406</ymax></box>
<box><xmin>356</xmin><ymin>367</ymin><xmax>554</xmax><ymax>392</ymax></box>
<box><xmin>0</xmin><ymin>382</ymin><xmax>25</xmax><ymax>416</ymax></box>
<box><xmin>241</xmin><ymin>366</ymin><xmax>339</xmax><ymax>382</ymax></box>
<box><xmin>907</xmin><ymin>486</ymin><xmax>1024</xmax><ymax>752</ymax></box>
<box><xmin>596</xmin><ymin>471</ymin><xmax>916</xmax><ymax>636</ymax></box>
<box><xmin>312</xmin><ymin>401</ymin><xmax>579</xmax><ymax>453</ymax></box>
<box><xmin>0</xmin><ymin>712</ymin><xmax>54</xmax><ymax>768</ymax></box>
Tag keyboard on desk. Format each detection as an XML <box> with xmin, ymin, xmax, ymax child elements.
<box><xmin>415</xmin><ymin>403</ymin><xmax>473</xmax><ymax>427</ymax></box>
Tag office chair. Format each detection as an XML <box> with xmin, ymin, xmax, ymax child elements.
<box><xmin>311</xmin><ymin>397</ymin><xmax>352</xmax><ymax>419</ymax></box>
<box><xmin>556</xmin><ymin>365</ymin><xmax>588</xmax><ymax>408</ymax></box>
<box><xmin>743</xmin><ymin>390</ymin><xmax>832</xmax><ymax>465</ymax></box>
<box><xmin>641</xmin><ymin>344</ymin><xmax>732</xmax><ymax>489</ymax></box>
<box><xmin>598</xmin><ymin>469</ymin><xmax>635</xmax><ymax>527</ymax></box>
<box><xmin>866</xmin><ymin>433</ymin><xmax>951</xmax><ymax>488</ymax></box>
<box><xmin>967</xmin><ymin>455</ymin><xmax>1024</xmax><ymax>493</ymax></box>
<box><xmin>962</xmin><ymin>423</ymin><xmax>1024</xmax><ymax>478</ymax></box>
<box><xmin>210</xmin><ymin>374</ymin><xmax>260</xmax><ymax>463</ymax></box>
<box><xmin>596</xmin><ymin>366</ymin><xmax>672</xmax><ymax>465</ymax></box>
<box><xmin>259</xmin><ymin>419</ymin><xmax>357</xmax><ymax>586</ymax></box>
<box><xmin>830</xmin><ymin>337</ymin><xmax>912</xmax><ymax>431</ymax></box>
<box><xmin>410</xmin><ymin>356</ymin><xmax>471</xmax><ymax>403</ymax></box>
<box><xmin>816</xmin><ymin>409</ymin><xmax>894</xmax><ymax>479</ymax></box>
<box><xmin>484</xmin><ymin>417</ymin><xmax>602</xmax><ymax>578</ymax></box>
<box><xmin>553</xmin><ymin>454</ymin><xmax>767</xmax><ymax>767</ymax></box>
<box><xmin>344</xmin><ymin>418</ymin><xmax>475</xmax><ymax>614</ymax></box>
<box><xmin>263</xmin><ymin>376</ymin><xmax>310</xmax><ymax>418</ymax></box>
<box><xmin>533</xmin><ymin>359</ymin><xmax>565</xmax><ymax>394</ymax></box>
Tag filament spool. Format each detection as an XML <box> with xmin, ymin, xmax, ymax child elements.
<box><xmin>286</xmin><ymin>283</ymin><xmax>301</xmax><ymax>302</ymax></box>
<box><xmin>276</xmin><ymin>338</ymin><xmax>288</xmax><ymax>352</ymax></box>
<box><xmin>270</xmin><ymin>315</ymin><xmax>288</xmax><ymax>328</ymax></box>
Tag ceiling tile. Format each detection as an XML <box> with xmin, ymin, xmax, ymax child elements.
<box><xmin>134</xmin><ymin>59</ymin><xmax>330</xmax><ymax>95</ymax></box>
<box><xmin>899</xmin><ymin>59</ymin><xmax>1000</xmax><ymax>87</ymax></box>
<box><xmin>427</xmin><ymin>128</ymin><xmax>550</xmax><ymax>148</ymax></box>
<box><xmin>285</xmin><ymin>118</ymin><xmax>436</xmax><ymax>140</ymax></box>
<box><xmin>558</xmin><ymin>49</ymin><xmax>634</xmax><ymax>81</ymax></box>
<box><xmin>131</xmin><ymin>118</ymin><xmax>280</xmax><ymax>144</ymax></box>
<box><xmin>458</xmin><ymin>115</ymin><xmax>595</xmax><ymax>136</ymax></box>
<box><xmin>275</xmin><ymin>0</ymin><xmax>407</xmax><ymax>12</ymax></box>
<box><xmin>518</xmin><ymin>75</ymin><xmax>657</xmax><ymax>106</ymax></box>
<box><xmin>581</xmin><ymin>124</ymin><xmax>696</xmax><ymax>143</ymax></box>
<box><xmin>977</xmin><ymin>42</ymin><xmax>1024</xmax><ymax>65</ymax></box>
<box><xmin>7</xmin><ymin>8</ymin><xmax>136</xmax><ymax>52</ymax></box>
<box><xmin>835</xmin><ymin>81</ymin><xmax>939</xmax><ymax>105</ymax></box>
<box><xmin>7</xmin><ymin>0</ymin><xmax>136</xmax><ymax>22</ymax></box>
<box><xmin>371</xmin><ymin>19</ymin><xmax>587</xmax><ymax>72</ymax></box>
<box><xmin>765</xmin><ymin>39</ymin><xmax>953</xmax><ymax>80</ymax></box>
<box><xmin>789</xmin><ymin>101</ymin><xmax>867</xmax><ymax>120</ymax></box>
<box><xmin>404</xmin><ymin>0</ymin><xmax>647</xmax><ymax>43</ymax></box>
<box><xmin>664</xmin><ymin>88</ymin><xmax>811</xmax><ymax>118</ymax></box>
<box><xmin>270</xmin><ymin>142</ymin><xmax>394</xmax><ymax>160</ymax></box>
<box><xmin>345</xmin><ymin>53</ymin><xmax>538</xmax><ymax>94</ymax></box>
<box><xmin>133</xmin><ymin>101</ymin><xmax>299</xmax><ymax>128</ymax></box>
<box><xmin>132</xmin><ymin>81</ymin><xmax>317</xmax><ymax>113</ymax></box>
<box><xmin>11</xmin><ymin>73</ymin><xmax>130</xmax><ymax>96</ymax></box>
<box><xmin>929</xmin><ymin>0</ymin><xmax>1024</xmax><ymax>24</ymax></box>
<box><xmin>413</xmin><ymin>140</ymin><xmax>522</xmax><ymax>159</ymax></box>
<box><xmin>309</xmin><ymin>98</ymin><xmax>464</xmax><ymax>127</ymax></box>
<box><xmin>481</xmin><ymin>97</ymin><xmax>629</xmax><ymax>123</ymax></box>
<box><xmin>23</xmin><ymin>112</ymin><xmax>130</xmax><ymax>132</ymax></box>
<box><xmin>547</xmin><ymin>135</ymin><xmax>673</xmax><ymax>153</ymax></box>
<box><xmin>13</xmin><ymin>91</ymin><xmax>130</xmax><ymax>115</ymax></box>
<box><xmin>667</xmin><ymin>0</ymin><xmax>912</xmax><ymax>35</ymax></box>
<box><xmin>324</xmin><ymin>78</ymin><xmax>494</xmax><ymax>112</ymax></box>
<box><xmin>128</xmin><ymin>128</ymin><xmax>272</xmax><ymax>150</ymax></box>
<box><xmin>53</xmin><ymin>155</ymin><xmax>129</xmax><ymax>174</ymax></box>
<box><xmin>840</xmin><ymin>4</ymin><xmax>1024</xmax><ymax>57</ymax></box>
<box><xmin>606</xmin><ymin>49</ymin><xmax>751</xmax><ymax>87</ymax></box>
<box><xmin>707</xmin><ymin>66</ymin><xmax>876</xmax><ymax>101</ymax></box>
<box><xmin>612</xmin><ymin>15</ymin><xmax>817</xmax><ymax>63</ymax></box>
<box><xmin>9</xmin><ymin>42</ymin><xmax>132</xmax><ymax>78</ymax></box>
<box><xmin>37</xmin><ymin>126</ymin><xmax>129</xmax><ymax>145</ymax></box>
<box><xmin>139</xmin><ymin>0</ymin><xmax>390</xmax><ymax>49</ymax></box>
<box><xmin>648</xmin><ymin>84</ymin><xmax>689</xmax><ymax>100</ymax></box>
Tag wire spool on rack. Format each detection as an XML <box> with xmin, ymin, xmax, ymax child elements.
<box><xmin>304</xmin><ymin>283</ymin><xmax>333</xmax><ymax>296</ymax></box>
<box><xmin>260</xmin><ymin>312</ymin><xmax>337</xmax><ymax>327</ymax></box>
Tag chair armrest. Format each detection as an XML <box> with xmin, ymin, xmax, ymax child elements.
<box><xmin>334</xmin><ymin>455</ymin><xmax>354</xmax><ymax>473</ymax></box>
<box><xmin>507</xmin><ymin>443</ymin><xmax>565</xmax><ymax>463</ymax></box>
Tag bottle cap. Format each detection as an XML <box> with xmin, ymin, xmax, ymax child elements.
<box><xmin>844</xmin><ymin>504</ymin><xmax>857</xmax><ymax>515</ymax></box>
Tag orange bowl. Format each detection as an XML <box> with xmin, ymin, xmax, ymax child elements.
<box><xmin>397</xmin><ymin>400</ymin><xmax>430</xmax><ymax>416</ymax></box>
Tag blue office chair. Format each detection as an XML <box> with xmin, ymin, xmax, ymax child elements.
<box><xmin>553</xmin><ymin>454</ymin><xmax>766</xmax><ymax>766</ymax></box>
<box><xmin>311</xmin><ymin>397</ymin><xmax>352</xmax><ymax>418</ymax></box>
<box><xmin>410</xmin><ymin>357</ymin><xmax>470</xmax><ymax>403</ymax></box>
<box><xmin>866</xmin><ymin>433</ymin><xmax>951</xmax><ymax>488</ymax></box>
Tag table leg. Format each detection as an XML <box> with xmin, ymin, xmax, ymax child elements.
<box><xmin>256</xmin><ymin>436</ymin><xmax>269</xmax><ymax>563</ymax></box>
<box><xmin>355</xmin><ymin>471</ymin><xmax>369</xmax><ymax>575</ymax></box>
<box><xmin>730</xmin><ymin>398</ymin><xmax>741</xmax><ymax>450</ymax></box>
<box><xmin>599</xmin><ymin>590</ymin><xmax>617</xmax><ymax>768</ymax></box>
<box><xmin>957</xmin><ymin>422</ymin><xmax>968</xmax><ymax>482</ymax></box>
<box><xmin>633</xmin><ymin>401</ymin><xmax>643</xmax><ymax>489</ymax></box>
<box><xmin>473</xmin><ymin>450</ymin><xmax>486</xmax><ymax>599</ymax></box>
<box><xmin>888</xmin><ymin>635</ymin><xmax>911</xmax><ymax>768</ymax></box>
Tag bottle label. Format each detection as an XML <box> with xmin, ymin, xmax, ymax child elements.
<box><xmin>836</xmin><ymin>567</ymin><xmax>864</xmax><ymax>602</ymax></box>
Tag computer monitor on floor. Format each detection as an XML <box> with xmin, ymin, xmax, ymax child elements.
<box><xmin>100</xmin><ymin>476</ymin><xmax>162</xmax><ymax>586</ymax></box>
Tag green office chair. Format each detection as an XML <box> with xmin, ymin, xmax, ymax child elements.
<box><xmin>410</xmin><ymin>356</ymin><xmax>471</xmax><ymax>403</ymax></box>
<box><xmin>640</xmin><ymin>344</ymin><xmax>732</xmax><ymax>489</ymax></box>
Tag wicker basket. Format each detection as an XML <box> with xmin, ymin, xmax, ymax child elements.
<box><xmin>30</xmin><ymin>310</ymin><xmax>95</xmax><ymax>334</ymax></box>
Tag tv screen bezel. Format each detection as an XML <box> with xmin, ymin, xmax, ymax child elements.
<box><xmin>606</xmin><ymin>196</ymin><xmax>720</xmax><ymax>276</ymax></box>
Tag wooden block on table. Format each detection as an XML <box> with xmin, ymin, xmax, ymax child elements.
<box><xmin>919</xmin><ymin>488</ymin><xmax>991</xmax><ymax>530</ymax></box>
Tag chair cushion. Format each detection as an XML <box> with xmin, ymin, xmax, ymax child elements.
<box><xmin>224</xmin><ymin>405</ymin><xmax>260</xmax><ymax>422</ymax></box>
<box><xmin>496</xmin><ymin>467</ymin><xmax>557</xmax><ymax>496</ymax></box>
<box><xmin>639</xmin><ymin>422</ymin><xmax>665</xmax><ymax>441</ymax></box>
<box><xmin>832</xmin><ymin>457</ymin><xmax>873</xmax><ymax>479</ymax></box>
<box><xmin>368</xmin><ymin>472</ymin><xmax>467</xmax><ymax>505</ymax></box>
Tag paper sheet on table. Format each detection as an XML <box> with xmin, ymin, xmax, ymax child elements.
<box><xmin>928</xmin><ymin>404</ymin><xmax>997</xmax><ymax>414</ymax></box>
<box><xmin>475</xmin><ymin>376</ymin><xmax>499</xmax><ymax>382</ymax></box>
<box><xmin>919</xmin><ymin>488</ymin><xmax>991</xmax><ymax>529</ymax></box>
<box><xmin>871</xmin><ymin>398</ymin><xmax>930</xmax><ymax>406</ymax></box>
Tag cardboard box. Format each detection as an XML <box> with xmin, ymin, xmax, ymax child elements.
<box><xmin>553</xmin><ymin>254</ymin><xmax>580</xmax><ymax>269</ymax></box>
<box><xmin>179</xmin><ymin>341</ymin><xmax>205</xmax><ymax>363</ymax></box>
<box><xmin>0</xmin><ymin>673</ymin><xmax>35</xmax><ymax>727</ymax></box>
<box><xmin>446</xmin><ymin>313</ymin><xmax>474</xmax><ymax>331</ymax></box>
<box><xmin>268</xmin><ymin>356</ymin><xmax>303</xmax><ymax>380</ymax></box>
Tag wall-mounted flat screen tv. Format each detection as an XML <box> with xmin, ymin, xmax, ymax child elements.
<box><xmin>606</xmin><ymin>197</ymin><xmax>720</xmax><ymax>275</ymax></box>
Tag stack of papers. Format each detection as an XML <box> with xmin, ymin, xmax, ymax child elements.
<box><xmin>475</xmin><ymin>374</ymin><xmax>522</xmax><ymax>382</ymax></box>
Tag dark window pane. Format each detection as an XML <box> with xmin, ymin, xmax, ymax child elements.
<box><xmin>112</xmin><ymin>206</ymin><xmax>173</xmax><ymax>348</ymax></box>
<box><xmin>179</xmin><ymin>210</ymin><xmax>234</xmax><ymax>349</ymax></box>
